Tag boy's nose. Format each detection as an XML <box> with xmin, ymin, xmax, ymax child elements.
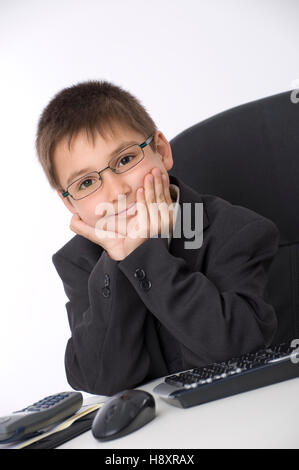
<box><xmin>101</xmin><ymin>170</ymin><xmax>131</xmax><ymax>203</ymax></box>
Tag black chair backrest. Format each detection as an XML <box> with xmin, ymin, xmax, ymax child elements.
<box><xmin>169</xmin><ymin>91</ymin><xmax>299</xmax><ymax>345</ymax></box>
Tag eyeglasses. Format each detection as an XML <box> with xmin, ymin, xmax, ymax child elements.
<box><xmin>60</xmin><ymin>134</ymin><xmax>154</xmax><ymax>200</ymax></box>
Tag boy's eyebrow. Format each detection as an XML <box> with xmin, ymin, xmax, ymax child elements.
<box><xmin>66</xmin><ymin>140</ymin><xmax>137</xmax><ymax>186</ymax></box>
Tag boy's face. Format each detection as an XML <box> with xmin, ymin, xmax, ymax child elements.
<box><xmin>53</xmin><ymin>123</ymin><xmax>174</xmax><ymax>228</ymax></box>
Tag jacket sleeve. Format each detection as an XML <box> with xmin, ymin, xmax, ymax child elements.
<box><xmin>52</xmin><ymin>249</ymin><xmax>168</xmax><ymax>396</ymax></box>
<box><xmin>117</xmin><ymin>217</ymin><xmax>280</xmax><ymax>367</ymax></box>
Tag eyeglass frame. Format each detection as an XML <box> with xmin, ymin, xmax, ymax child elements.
<box><xmin>60</xmin><ymin>134</ymin><xmax>154</xmax><ymax>200</ymax></box>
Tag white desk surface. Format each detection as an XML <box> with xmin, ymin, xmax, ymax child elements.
<box><xmin>58</xmin><ymin>376</ymin><xmax>299</xmax><ymax>449</ymax></box>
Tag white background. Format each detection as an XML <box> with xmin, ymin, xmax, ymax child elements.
<box><xmin>0</xmin><ymin>0</ymin><xmax>298</xmax><ymax>415</ymax></box>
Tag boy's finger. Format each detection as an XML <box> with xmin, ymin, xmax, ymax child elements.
<box><xmin>136</xmin><ymin>187</ymin><xmax>147</xmax><ymax>220</ymax></box>
<box><xmin>144</xmin><ymin>173</ymin><xmax>155</xmax><ymax>206</ymax></box>
<box><xmin>153</xmin><ymin>169</ymin><xmax>164</xmax><ymax>203</ymax></box>
<box><xmin>135</xmin><ymin>187</ymin><xmax>149</xmax><ymax>237</ymax></box>
<box><xmin>162</xmin><ymin>174</ymin><xmax>173</xmax><ymax>206</ymax></box>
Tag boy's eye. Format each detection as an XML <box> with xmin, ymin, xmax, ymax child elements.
<box><xmin>78</xmin><ymin>177</ymin><xmax>97</xmax><ymax>191</ymax></box>
<box><xmin>111</xmin><ymin>145</ymin><xmax>142</xmax><ymax>172</ymax></box>
<box><xmin>116</xmin><ymin>153</ymin><xmax>136</xmax><ymax>168</ymax></box>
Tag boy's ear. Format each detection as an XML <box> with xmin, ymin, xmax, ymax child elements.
<box><xmin>56</xmin><ymin>189</ymin><xmax>77</xmax><ymax>215</ymax></box>
<box><xmin>154</xmin><ymin>131</ymin><xmax>174</xmax><ymax>171</ymax></box>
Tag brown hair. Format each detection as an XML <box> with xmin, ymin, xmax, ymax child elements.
<box><xmin>35</xmin><ymin>80</ymin><xmax>158</xmax><ymax>191</ymax></box>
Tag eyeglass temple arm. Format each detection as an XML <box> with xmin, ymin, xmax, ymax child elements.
<box><xmin>140</xmin><ymin>134</ymin><xmax>154</xmax><ymax>149</ymax></box>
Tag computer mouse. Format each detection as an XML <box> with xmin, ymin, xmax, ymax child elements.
<box><xmin>91</xmin><ymin>389</ymin><xmax>156</xmax><ymax>441</ymax></box>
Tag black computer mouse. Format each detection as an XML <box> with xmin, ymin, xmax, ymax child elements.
<box><xmin>91</xmin><ymin>389</ymin><xmax>156</xmax><ymax>441</ymax></box>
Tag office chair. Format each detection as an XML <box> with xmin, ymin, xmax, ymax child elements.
<box><xmin>169</xmin><ymin>90</ymin><xmax>299</xmax><ymax>346</ymax></box>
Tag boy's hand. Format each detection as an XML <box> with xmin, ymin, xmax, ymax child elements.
<box><xmin>69</xmin><ymin>168</ymin><xmax>175</xmax><ymax>260</ymax></box>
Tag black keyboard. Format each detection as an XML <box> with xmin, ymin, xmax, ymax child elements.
<box><xmin>153</xmin><ymin>341</ymin><xmax>299</xmax><ymax>408</ymax></box>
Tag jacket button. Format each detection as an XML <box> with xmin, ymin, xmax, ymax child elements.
<box><xmin>101</xmin><ymin>286</ymin><xmax>111</xmax><ymax>298</ymax></box>
<box><xmin>139</xmin><ymin>279</ymin><xmax>152</xmax><ymax>291</ymax></box>
<box><xmin>104</xmin><ymin>273</ymin><xmax>110</xmax><ymax>287</ymax></box>
<box><xmin>134</xmin><ymin>268</ymin><xmax>146</xmax><ymax>280</ymax></box>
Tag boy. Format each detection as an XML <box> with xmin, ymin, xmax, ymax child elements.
<box><xmin>36</xmin><ymin>80</ymin><xmax>280</xmax><ymax>396</ymax></box>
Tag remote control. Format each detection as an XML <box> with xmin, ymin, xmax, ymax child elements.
<box><xmin>153</xmin><ymin>341</ymin><xmax>299</xmax><ymax>408</ymax></box>
<box><xmin>0</xmin><ymin>391</ymin><xmax>83</xmax><ymax>443</ymax></box>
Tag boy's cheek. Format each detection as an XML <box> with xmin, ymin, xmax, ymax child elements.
<box><xmin>79</xmin><ymin>202</ymin><xmax>112</xmax><ymax>228</ymax></box>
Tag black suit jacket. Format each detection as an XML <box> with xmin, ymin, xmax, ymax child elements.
<box><xmin>52</xmin><ymin>174</ymin><xmax>280</xmax><ymax>396</ymax></box>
